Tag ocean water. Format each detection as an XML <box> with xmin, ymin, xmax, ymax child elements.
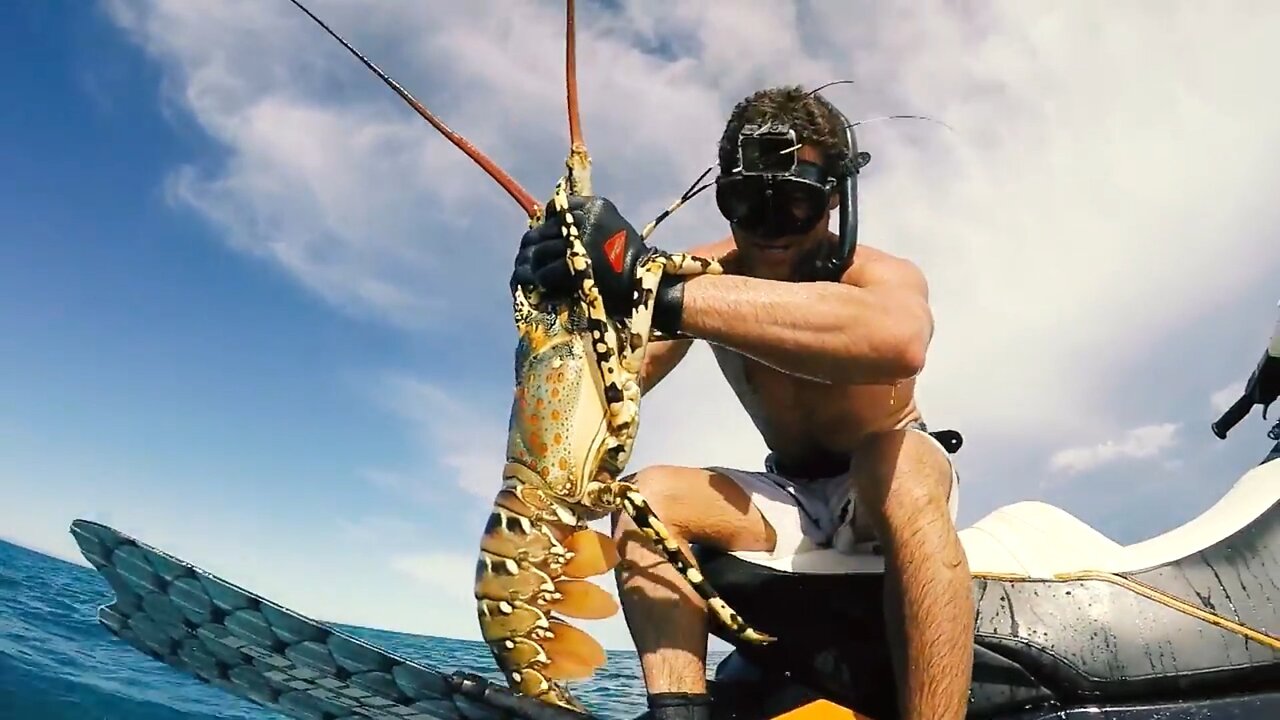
<box><xmin>0</xmin><ymin>539</ymin><xmax>727</xmax><ymax>720</ymax></box>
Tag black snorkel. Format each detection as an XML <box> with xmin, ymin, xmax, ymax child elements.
<box><xmin>818</xmin><ymin>100</ymin><xmax>872</xmax><ymax>281</ymax></box>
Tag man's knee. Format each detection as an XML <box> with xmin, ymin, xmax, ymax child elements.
<box><xmin>610</xmin><ymin>464</ymin><xmax>699</xmax><ymax>536</ymax></box>
<box><xmin>609</xmin><ymin>463</ymin><xmax>775</xmax><ymax>553</ymax></box>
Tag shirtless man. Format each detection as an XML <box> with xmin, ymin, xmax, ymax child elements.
<box><xmin>511</xmin><ymin>86</ymin><xmax>973</xmax><ymax>720</ymax></box>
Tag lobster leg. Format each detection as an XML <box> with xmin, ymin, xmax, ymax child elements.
<box><xmin>557</xmin><ymin>181</ymin><xmax>630</xmax><ymax>429</ymax></box>
<box><xmin>615</xmin><ymin>483</ymin><xmax>777</xmax><ymax>644</ymax></box>
<box><xmin>620</xmin><ymin>251</ymin><xmax>724</xmax><ymax>377</ymax></box>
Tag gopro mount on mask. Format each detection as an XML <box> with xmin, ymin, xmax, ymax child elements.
<box><xmin>737</xmin><ymin>122</ymin><xmax>803</xmax><ymax>176</ymax></box>
<box><xmin>715</xmin><ymin>98</ymin><xmax>871</xmax><ymax>281</ymax></box>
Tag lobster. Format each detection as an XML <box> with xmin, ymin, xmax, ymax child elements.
<box><xmin>287</xmin><ymin>0</ymin><xmax>775</xmax><ymax>712</ymax></box>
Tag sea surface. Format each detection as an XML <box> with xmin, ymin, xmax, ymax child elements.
<box><xmin>0</xmin><ymin>539</ymin><xmax>728</xmax><ymax>720</ymax></box>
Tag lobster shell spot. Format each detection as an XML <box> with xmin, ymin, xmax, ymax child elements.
<box><xmin>495</xmin><ymin>636</ymin><xmax>551</xmax><ymax>669</ymax></box>
<box><xmin>562</xmin><ymin>529</ymin><xmax>620</xmax><ymax>577</ymax></box>
<box><xmin>473</xmin><ymin>553</ymin><xmax>556</xmax><ymax>604</ymax></box>
<box><xmin>550</xmin><ymin>578</ymin><xmax>619</xmax><ymax>620</ymax></box>
<box><xmin>477</xmin><ymin>599</ymin><xmax>549</xmax><ymax>642</ymax></box>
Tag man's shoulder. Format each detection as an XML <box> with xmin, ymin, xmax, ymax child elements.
<box><xmin>841</xmin><ymin>242</ymin><xmax>929</xmax><ymax>298</ymax></box>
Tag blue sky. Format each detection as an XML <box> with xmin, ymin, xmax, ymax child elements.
<box><xmin>4</xmin><ymin>0</ymin><xmax>1280</xmax><ymax>655</ymax></box>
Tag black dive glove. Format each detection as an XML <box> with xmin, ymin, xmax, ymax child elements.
<box><xmin>510</xmin><ymin>195</ymin><xmax>687</xmax><ymax>334</ymax></box>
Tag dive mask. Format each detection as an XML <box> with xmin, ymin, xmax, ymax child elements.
<box><xmin>715</xmin><ymin>123</ymin><xmax>837</xmax><ymax>239</ymax></box>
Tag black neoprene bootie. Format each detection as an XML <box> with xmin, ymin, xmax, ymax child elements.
<box><xmin>643</xmin><ymin>692</ymin><xmax>713</xmax><ymax>720</ymax></box>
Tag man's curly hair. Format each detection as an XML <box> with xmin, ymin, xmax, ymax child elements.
<box><xmin>717</xmin><ymin>85</ymin><xmax>850</xmax><ymax>177</ymax></box>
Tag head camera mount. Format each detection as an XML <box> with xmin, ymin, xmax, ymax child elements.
<box><xmin>723</xmin><ymin>96</ymin><xmax>871</xmax><ymax>282</ymax></box>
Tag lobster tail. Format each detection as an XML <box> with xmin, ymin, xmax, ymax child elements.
<box><xmin>474</xmin><ymin>488</ymin><xmax>620</xmax><ymax>711</ymax></box>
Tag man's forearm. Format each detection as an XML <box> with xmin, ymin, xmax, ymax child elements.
<box><xmin>676</xmin><ymin>273</ymin><xmax>930</xmax><ymax>385</ymax></box>
<box><xmin>639</xmin><ymin>338</ymin><xmax>693</xmax><ymax>395</ymax></box>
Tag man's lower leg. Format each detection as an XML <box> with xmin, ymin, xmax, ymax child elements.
<box><xmin>884</xmin><ymin>540</ymin><xmax>973</xmax><ymax>719</ymax></box>
<box><xmin>866</xmin><ymin>432</ymin><xmax>974</xmax><ymax>719</ymax></box>
<box><xmin>608</xmin><ymin>466</ymin><xmax>776</xmax><ymax>719</ymax></box>
<box><xmin>613</xmin><ymin>509</ymin><xmax>711</xmax><ymax>696</ymax></box>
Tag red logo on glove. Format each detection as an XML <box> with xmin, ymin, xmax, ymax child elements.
<box><xmin>604</xmin><ymin>229</ymin><xmax>627</xmax><ymax>273</ymax></box>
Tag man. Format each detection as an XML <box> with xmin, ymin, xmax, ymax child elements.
<box><xmin>511</xmin><ymin>85</ymin><xmax>973</xmax><ymax>720</ymax></box>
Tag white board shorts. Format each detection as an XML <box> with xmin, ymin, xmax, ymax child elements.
<box><xmin>707</xmin><ymin>427</ymin><xmax>960</xmax><ymax>560</ymax></box>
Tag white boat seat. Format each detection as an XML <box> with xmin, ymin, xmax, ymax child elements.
<box><xmin>727</xmin><ymin>460</ymin><xmax>1280</xmax><ymax>579</ymax></box>
<box><xmin>958</xmin><ymin>500</ymin><xmax>1125</xmax><ymax>578</ymax></box>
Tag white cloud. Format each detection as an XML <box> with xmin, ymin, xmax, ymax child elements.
<box><xmin>97</xmin><ymin>0</ymin><xmax>1280</xmax><ymax>649</ymax></box>
<box><xmin>371</xmin><ymin>373</ymin><xmax>509</xmax><ymax>502</ymax></box>
<box><xmin>389</xmin><ymin>551</ymin><xmax>477</xmax><ymax>606</ymax></box>
<box><xmin>1048</xmin><ymin>422</ymin><xmax>1181</xmax><ymax>475</ymax></box>
<box><xmin>1211</xmin><ymin>380</ymin><xmax>1247</xmax><ymax>414</ymax></box>
<box><xmin>101</xmin><ymin>0</ymin><xmax>1280</xmax><ymax>438</ymax></box>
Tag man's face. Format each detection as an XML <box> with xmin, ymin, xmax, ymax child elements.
<box><xmin>728</xmin><ymin>144</ymin><xmax>838</xmax><ymax>281</ymax></box>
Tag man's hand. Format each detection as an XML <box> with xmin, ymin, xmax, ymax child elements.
<box><xmin>510</xmin><ymin>195</ymin><xmax>688</xmax><ymax>334</ymax></box>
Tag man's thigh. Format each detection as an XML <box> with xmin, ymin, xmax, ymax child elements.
<box><xmin>837</xmin><ymin>428</ymin><xmax>960</xmax><ymax>553</ymax></box>
<box><xmin>700</xmin><ymin>465</ymin><xmax>843</xmax><ymax>559</ymax></box>
<box><xmin>616</xmin><ymin>463</ymin><xmax>822</xmax><ymax>557</ymax></box>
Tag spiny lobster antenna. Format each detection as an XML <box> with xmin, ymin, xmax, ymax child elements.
<box><xmin>563</xmin><ymin>0</ymin><xmax>592</xmax><ymax>198</ymax></box>
<box><xmin>285</xmin><ymin>0</ymin><xmax>541</xmax><ymax>219</ymax></box>
<box><xmin>640</xmin><ymin>163</ymin><xmax>717</xmax><ymax>239</ymax></box>
<box><xmin>806</xmin><ymin>78</ymin><xmax>856</xmax><ymax>97</ymax></box>
<box><xmin>844</xmin><ymin>114</ymin><xmax>956</xmax><ymax>133</ymax></box>
<box><xmin>802</xmin><ymin>79</ymin><xmax>955</xmax><ymax>132</ymax></box>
